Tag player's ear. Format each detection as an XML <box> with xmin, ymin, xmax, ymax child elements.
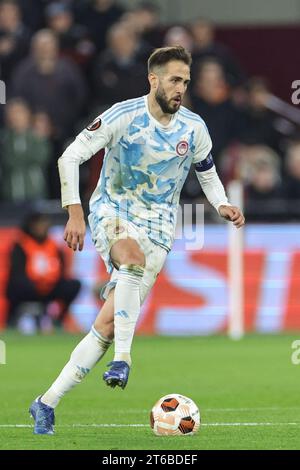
<box><xmin>148</xmin><ymin>72</ymin><xmax>159</xmax><ymax>90</ymax></box>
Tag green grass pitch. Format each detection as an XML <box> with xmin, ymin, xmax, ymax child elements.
<box><xmin>0</xmin><ymin>332</ymin><xmax>300</xmax><ymax>450</ymax></box>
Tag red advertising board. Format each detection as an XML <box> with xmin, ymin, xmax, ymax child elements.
<box><xmin>1</xmin><ymin>225</ymin><xmax>300</xmax><ymax>333</ymax></box>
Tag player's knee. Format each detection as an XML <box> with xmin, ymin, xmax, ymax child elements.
<box><xmin>114</xmin><ymin>246</ymin><xmax>145</xmax><ymax>267</ymax></box>
<box><xmin>111</xmin><ymin>239</ymin><xmax>145</xmax><ymax>268</ymax></box>
<box><xmin>120</xmin><ymin>252</ymin><xmax>145</xmax><ymax>267</ymax></box>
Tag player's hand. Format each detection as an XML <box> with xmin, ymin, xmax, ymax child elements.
<box><xmin>218</xmin><ymin>205</ymin><xmax>245</xmax><ymax>228</ymax></box>
<box><xmin>64</xmin><ymin>204</ymin><xmax>86</xmax><ymax>251</ymax></box>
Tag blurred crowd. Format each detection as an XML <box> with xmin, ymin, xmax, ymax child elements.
<box><xmin>1</xmin><ymin>0</ymin><xmax>300</xmax><ymax>220</ymax></box>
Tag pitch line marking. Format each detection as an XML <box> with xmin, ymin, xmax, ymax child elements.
<box><xmin>204</xmin><ymin>406</ymin><xmax>300</xmax><ymax>412</ymax></box>
<box><xmin>1</xmin><ymin>422</ymin><xmax>300</xmax><ymax>429</ymax></box>
<box><xmin>99</xmin><ymin>407</ymin><xmax>300</xmax><ymax>413</ymax></box>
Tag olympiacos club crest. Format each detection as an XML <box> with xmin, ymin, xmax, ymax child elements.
<box><xmin>176</xmin><ymin>141</ymin><xmax>189</xmax><ymax>156</ymax></box>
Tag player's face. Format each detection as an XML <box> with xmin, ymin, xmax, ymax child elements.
<box><xmin>155</xmin><ymin>61</ymin><xmax>190</xmax><ymax>114</ymax></box>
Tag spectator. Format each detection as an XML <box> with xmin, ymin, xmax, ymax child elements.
<box><xmin>190</xmin><ymin>58</ymin><xmax>243</xmax><ymax>164</ymax></box>
<box><xmin>239</xmin><ymin>77</ymin><xmax>294</xmax><ymax>154</ymax></box>
<box><xmin>31</xmin><ymin>110</ymin><xmax>62</xmax><ymax>199</ymax></box>
<box><xmin>17</xmin><ymin>0</ymin><xmax>50</xmax><ymax>32</ymax></box>
<box><xmin>236</xmin><ymin>144</ymin><xmax>284</xmax><ymax>220</ymax></box>
<box><xmin>32</xmin><ymin>110</ymin><xmax>54</xmax><ymax>140</ymax></box>
<box><xmin>92</xmin><ymin>22</ymin><xmax>148</xmax><ymax>108</ymax></box>
<box><xmin>0</xmin><ymin>98</ymin><xmax>51</xmax><ymax>201</ymax></box>
<box><xmin>189</xmin><ymin>17</ymin><xmax>245</xmax><ymax>88</ymax></box>
<box><xmin>74</xmin><ymin>0</ymin><xmax>125</xmax><ymax>54</ymax></box>
<box><xmin>163</xmin><ymin>26</ymin><xmax>193</xmax><ymax>52</ymax></box>
<box><xmin>0</xmin><ymin>0</ymin><xmax>31</xmax><ymax>82</ymax></box>
<box><xmin>283</xmin><ymin>140</ymin><xmax>300</xmax><ymax>201</ymax></box>
<box><xmin>6</xmin><ymin>209</ymin><xmax>81</xmax><ymax>328</ymax></box>
<box><xmin>246</xmin><ymin>147</ymin><xmax>282</xmax><ymax>197</ymax></box>
<box><xmin>11</xmin><ymin>29</ymin><xmax>87</xmax><ymax>142</ymax></box>
<box><xmin>45</xmin><ymin>2</ymin><xmax>95</xmax><ymax>68</ymax></box>
<box><xmin>121</xmin><ymin>2</ymin><xmax>163</xmax><ymax>50</ymax></box>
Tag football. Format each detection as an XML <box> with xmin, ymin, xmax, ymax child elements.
<box><xmin>150</xmin><ymin>393</ymin><xmax>200</xmax><ymax>436</ymax></box>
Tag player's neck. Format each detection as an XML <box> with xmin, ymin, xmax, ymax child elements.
<box><xmin>147</xmin><ymin>94</ymin><xmax>172</xmax><ymax>126</ymax></box>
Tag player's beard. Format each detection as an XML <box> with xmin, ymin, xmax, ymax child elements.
<box><xmin>155</xmin><ymin>85</ymin><xmax>180</xmax><ymax>115</ymax></box>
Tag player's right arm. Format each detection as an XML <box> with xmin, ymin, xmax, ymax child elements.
<box><xmin>63</xmin><ymin>203</ymin><xmax>86</xmax><ymax>251</ymax></box>
<box><xmin>58</xmin><ymin>116</ymin><xmax>113</xmax><ymax>251</ymax></box>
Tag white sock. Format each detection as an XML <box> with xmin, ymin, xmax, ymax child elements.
<box><xmin>41</xmin><ymin>326</ymin><xmax>112</xmax><ymax>408</ymax></box>
<box><xmin>113</xmin><ymin>264</ymin><xmax>144</xmax><ymax>366</ymax></box>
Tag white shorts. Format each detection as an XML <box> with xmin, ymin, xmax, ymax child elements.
<box><xmin>88</xmin><ymin>212</ymin><xmax>168</xmax><ymax>303</ymax></box>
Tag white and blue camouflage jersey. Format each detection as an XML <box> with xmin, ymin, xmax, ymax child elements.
<box><xmin>59</xmin><ymin>95</ymin><xmax>213</xmax><ymax>251</ymax></box>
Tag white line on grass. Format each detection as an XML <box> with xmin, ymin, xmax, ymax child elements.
<box><xmin>1</xmin><ymin>422</ymin><xmax>300</xmax><ymax>428</ymax></box>
<box><xmin>204</xmin><ymin>407</ymin><xmax>300</xmax><ymax>412</ymax></box>
<box><xmin>95</xmin><ymin>407</ymin><xmax>300</xmax><ymax>413</ymax></box>
<box><xmin>202</xmin><ymin>422</ymin><xmax>300</xmax><ymax>427</ymax></box>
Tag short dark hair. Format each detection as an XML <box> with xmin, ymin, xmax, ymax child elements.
<box><xmin>148</xmin><ymin>46</ymin><xmax>192</xmax><ymax>73</ymax></box>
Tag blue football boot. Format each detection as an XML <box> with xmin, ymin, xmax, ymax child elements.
<box><xmin>29</xmin><ymin>397</ymin><xmax>55</xmax><ymax>435</ymax></box>
<box><xmin>103</xmin><ymin>361</ymin><xmax>130</xmax><ymax>389</ymax></box>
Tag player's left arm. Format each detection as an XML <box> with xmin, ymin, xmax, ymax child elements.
<box><xmin>218</xmin><ymin>204</ymin><xmax>245</xmax><ymax>228</ymax></box>
<box><xmin>193</xmin><ymin>124</ymin><xmax>245</xmax><ymax>228</ymax></box>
